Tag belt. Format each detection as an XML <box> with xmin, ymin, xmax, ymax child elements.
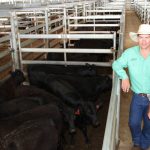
<box><xmin>138</xmin><ymin>93</ymin><xmax>148</xmax><ymax>98</ymax></box>
<box><xmin>135</xmin><ymin>93</ymin><xmax>150</xmax><ymax>101</ymax></box>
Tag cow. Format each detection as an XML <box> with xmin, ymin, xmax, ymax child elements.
<box><xmin>27</xmin><ymin>64</ymin><xmax>112</xmax><ymax>144</ymax></box>
<box><xmin>0</xmin><ymin>104</ymin><xmax>63</xmax><ymax>150</ymax></box>
<box><xmin>28</xmin><ymin>72</ymin><xmax>84</xmax><ymax>133</ymax></box>
<box><xmin>28</xmin><ymin>71</ymin><xmax>111</xmax><ymax>104</ymax></box>
<box><xmin>41</xmin><ymin>73</ymin><xmax>112</xmax><ymax>103</ymax></box>
<box><xmin>73</xmin><ymin>100</ymin><xmax>100</xmax><ymax>144</ymax></box>
<box><xmin>12</xmin><ymin>84</ymin><xmax>77</xmax><ymax>134</ymax></box>
<box><xmin>28</xmin><ymin>71</ymin><xmax>82</xmax><ymax>106</ymax></box>
<box><xmin>0</xmin><ymin>97</ymin><xmax>45</xmax><ymax>119</ymax></box>
<box><xmin>28</xmin><ymin>71</ymin><xmax>101</xmax><ymax>143</ymax></box>
<box><xmin>13</xmin><ymin>85</ymin><xmax>64</xmax><ymax>108</ymax></box>
<box><xmin>0</xmin><ymin>81</ymin><xmax>77</xmax><ymax>137</ymax></box>
<box><xmin>28</xmin><ymin>63</ymin><xmax>97</xmax><ymax>77</ymax></box>
<box><xmin>0</xmin><ymin>118</ymin><xmax>59</xmax><ymax>150</ymax></box>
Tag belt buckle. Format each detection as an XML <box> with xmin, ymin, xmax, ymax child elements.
<box><xmin>147</xmin><ymin>94</ymin><xmax>150</xmax><ymax>101</ymax></box>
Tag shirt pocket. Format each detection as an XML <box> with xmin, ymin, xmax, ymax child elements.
<box><xmin>143</xmin><ymin>61</ymin><xmax>150</xmax><ymax>78</ymax></box>
<box><xmin>128</xmin><ymin>58</ymin><xmax>141</xmax><ymax>76</ymax></box>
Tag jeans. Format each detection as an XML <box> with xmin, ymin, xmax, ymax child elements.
<box><xmin>129</xmin><ymin>93</ymin><xmax>150</xmax><ymax>149</ymax></box>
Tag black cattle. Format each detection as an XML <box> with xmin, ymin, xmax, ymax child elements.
<box><xmin>0</xmin><ymin>69</ymin><xmax>25</xmax><ymax>103</ymax></box>
<box><xmin>0</xmin><ymin>76</ymin><xmax>77</xmax><ymax>135</ymax></box>
<box><xmin>28</xmin><ymin>71</ymin><xmax>83</xmax><ymax>107</ymax></box>
<box><xmin>47</xmin><ymin>53</ymin><xmax>64</xmax><ymax>61</ymax></box>
<box><xmin>0</xmin><ymin>83</ymin><xmax>64</xmax><ymax>111</ymax></box>
<box><xmin>0</xmin><ymin>104</ymin><xmax>62</xmax><ymax>132</ymax></box>
<box><xmin>1</xmin><ymin>118</ymin><xmax>59</xmax><ymax>150</ymax></box>
<box><xmin>51</xmin><ymin>73</ymin><xmax>112</xmax><ymax>103</ymax></box>
<box><xmin>27</xmin><ymin>64</ymin><xmax>112</xmax><ymax>144</ymax></box>
<box><xmin>14</xmin><ymin>85</ymin><xmax>63</xmax><ymax>107</ymax></box>
<box><xmin>12</xmin><ymin>84</ymin><xmax>77</xmax><ymax>133</ymax></box>
<box><xmin>28</xmin><ymin>71</ymin><xmax>101</xmax><ymax>143</ymax></box>
<box><xmin>43</xmin><ymin>77</ymin><xmax>84</xmax><ymax>107</ymax></box>
<box><xmin>28</xmin><ymin>72</ymin><xmax>83</xmax><ymax>133</ymax></box>
<box><xmin>28</xmin><ymin>63</ymin><xmax>97</xmax><ymax>77</ymax></box>
<box><xmin>29</xmin><ymin>72</ymin><xmax>112</xmax><ymax>103</ymax></box>
<box><xmin>74</xmin><ymin>39</ymin><xmax>113</xmax><ymax>49</ymax></box>
<box><xmin>0</xmin><ymin>104</ymin><xmax>63</xmax><ymax>150</ymax></box>
<box><xmin>73</xmin><ymin>101</ymin><xmax>100</xmax><ymax>144</ymax></box>
<box><xmin>47</xmin><ymin>52</ymin><xmax>100</xmax><ymax>62</ymax></box>
<box><xmin>0</xmin><ymin>97</ymin><xmax>45</xmax><ymax>119</ymax></box>
<box><xmin>71</xmin><ymin>39</ymin><xmax>114</xmax><ymax>62</ymax></box>
<box><xmin>47</xmin><ymin>37</ymin><xmax>114</xmax><ymax>62</ymax></box>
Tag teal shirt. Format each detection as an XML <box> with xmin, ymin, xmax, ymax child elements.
<box><xmin>112</xmin><ymin>45</ymin><xmax>150</xmax><ymax>93</ymax></box>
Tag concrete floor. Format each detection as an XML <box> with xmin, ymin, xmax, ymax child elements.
<box><xmin>118</xmin><ymin>10</ymin><xmax>141</xmax><ymax>150</ymax></box>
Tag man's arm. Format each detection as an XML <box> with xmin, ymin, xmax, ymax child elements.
<box><xmin>112</xmin><ymin>50</ymin><xmax>130</xmax><ymax>92</ymax></box>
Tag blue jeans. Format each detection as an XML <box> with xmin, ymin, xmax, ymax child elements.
<box><xmin>129</xmin><ymin>93</ymin><xmax>150</xmax><ymax>149</ymax></box>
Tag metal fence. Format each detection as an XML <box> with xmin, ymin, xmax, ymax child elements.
<box><xmin>0</xmin><ymin>1</ymin><xmax>125</xmax><ymax>150</ymax></box>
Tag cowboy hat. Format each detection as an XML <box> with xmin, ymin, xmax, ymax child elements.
<box><xmin>129</xmin><ymin>24</ymin><xmax>150</xmax><ymax>42</ymax></box>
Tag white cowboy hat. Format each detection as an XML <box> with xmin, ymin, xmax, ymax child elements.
<box><xmin>129</xmin><ymin>24</ymin><xmax>150</xmax><ymax>42</ymax></box>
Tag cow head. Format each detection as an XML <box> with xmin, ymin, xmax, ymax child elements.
<box><xmin>79</xmin><ymin>101</ymin><xmax>100</xmax><ymax>127</ymax></box>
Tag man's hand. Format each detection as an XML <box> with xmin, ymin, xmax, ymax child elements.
<box><xmin>148</xmin><ymin>111</ymin><xmax>150</xmax><ymax>119</ymax></box>
<box><xmin>121</xmin><ymin>78</ymin><xmax>130</xmax><ymax>93</ymax></box>
<box><xmin>147</xmin><ymin>104</ymin><xmax>150</xmax><ymax>119</ymax></box>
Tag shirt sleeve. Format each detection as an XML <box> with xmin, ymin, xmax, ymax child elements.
<box><xmin>112</xmin><ymin>50</ymin><xmax>129</xmax><ymax>80</ymax></box>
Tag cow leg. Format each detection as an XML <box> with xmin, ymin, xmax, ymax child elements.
<box><xmin>78</xmin><ymin>125</ymin><xmax>89</xmax><ymax>144</ymax></box>
<box><xmin>57</xmin><ymin>135</ymin><xmax>64</xmax><ymax>150</ymax></box>
<box><xmin>72</xmin><ymin>115</ymin><xmax>90</xmax><ymax>144</ymax></box>
<box><xmin>69</xmin><ymin>132</ymin><xmax>76</xmax><ymax>145</ymax></box>
<box><xmin>63</xmin><ymin>107</ymin><xmax>76</xmax><ymax>133</ymax></box>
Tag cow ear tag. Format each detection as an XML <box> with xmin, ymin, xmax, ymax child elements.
<box><xmin>75</xmin><ymin>109</ymin><xmax>80</xmax><ymax>115</ymax></box>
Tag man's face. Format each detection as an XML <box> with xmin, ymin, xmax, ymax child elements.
<box><xmin>138</xmin><ymin>34</ymin><xmax>150</xmax><ymax>49</ymax></box>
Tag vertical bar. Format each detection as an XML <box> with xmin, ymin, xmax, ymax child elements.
<box><xmin>10</xmin><ymin>11</ymin><xmax>20</xmax><ymax>70</ymax></box>
<box><xmin>45</xmin><ymin>8</ymin><xmax>49</xmax><ymax>48</ymax></box>
<box><xmin>63</xmin><ymin>7</ymin><xmax>67</xmax><ymax>65</ymax></box>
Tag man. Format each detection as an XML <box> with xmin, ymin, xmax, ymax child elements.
<box><xmin>112</xmin><ymin>24</ymin><xmax>150</xmax><ymax>150</ymax></box>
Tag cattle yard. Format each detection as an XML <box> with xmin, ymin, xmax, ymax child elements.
<box><xmin>0</xmin><ymin>0</ymin><xmax>125</xmax><ymax>79</ymax></box>
<box><xmin>0</xmin><ymin>0</ymin><xmax>126</xmax><ymax>150</ymax></box>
